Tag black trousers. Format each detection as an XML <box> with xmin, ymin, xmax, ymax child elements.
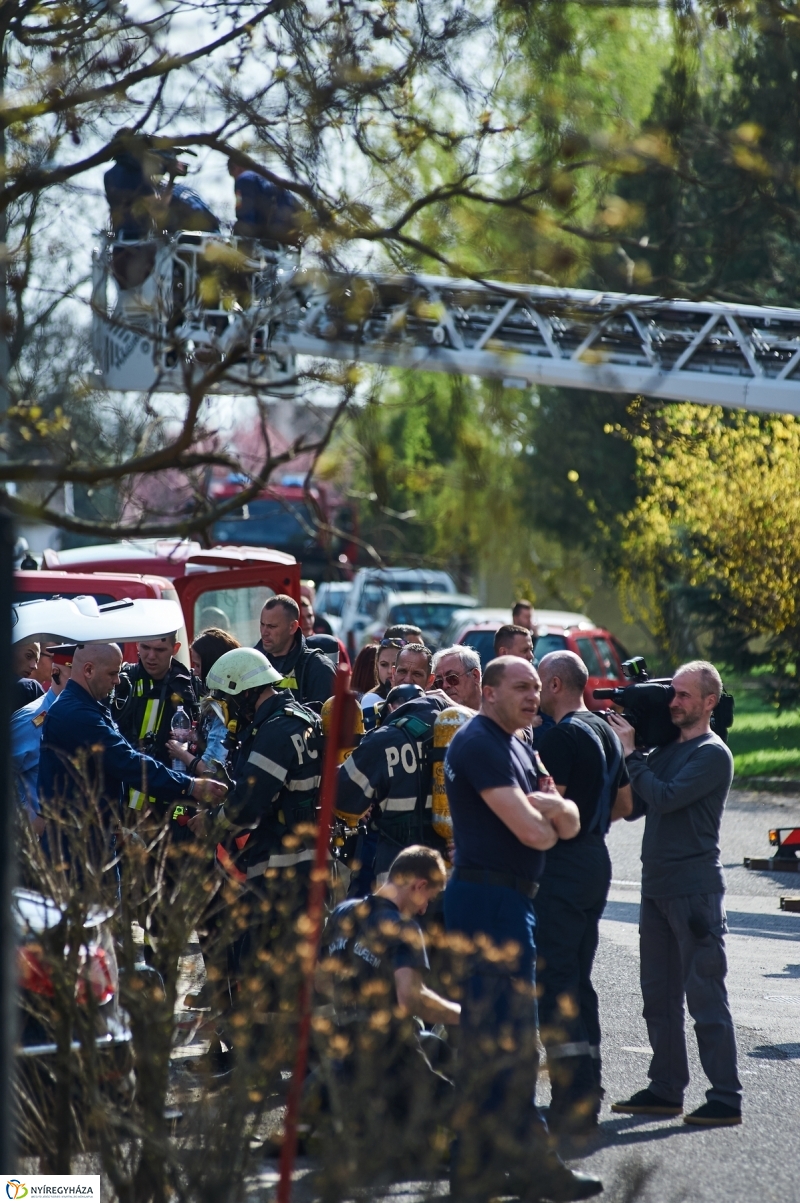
<box><xmin>318</xmin><ymin>1031</ymin><xmax>453</xmax><ymax>1190</ymax></box>
<box><xmin>444</xmin><ymin>877</ymin><xmax>547</xmax><ymax>1197</ymax></box>
<box><xmin>534</xmin><ymin>835</ymin><xmax>611</xmax><ymax>1120</ymax></box>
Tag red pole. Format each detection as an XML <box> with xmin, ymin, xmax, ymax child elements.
<box><xmin>277</xmin><ymin>664</ymin><xmax>355</xmax><ymax>1203</ymax></box>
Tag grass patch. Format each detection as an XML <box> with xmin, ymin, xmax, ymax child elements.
<box><xmin>726</xmin><ymin>679</ymin><xmax>800</xmax><ymax>778</ymax></box>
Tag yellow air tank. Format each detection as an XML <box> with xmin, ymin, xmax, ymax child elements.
<box><xmin>431</xmin><ymin>704</ymin><xmax>474</xmax><ymax>842</ymax></box>
<box><xmin>321</xmin><ymin>695</ymin><xmax>365</xmax><ymax>766</ymax></box>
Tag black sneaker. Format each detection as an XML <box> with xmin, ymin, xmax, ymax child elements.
<box><xmin>683</xmin><ymin>1101</ymin><xmax>741</xmax><ymax>1127</ymax></box>
<box><xmin>611</xmin><ymin>1088</ymin><xmax>682</xmax><ymax>1116</ymax></box>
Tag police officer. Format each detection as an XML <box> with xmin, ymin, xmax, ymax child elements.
<box><xmin>11</xmin><ymin>644</ymin><xmax>74</xmax><ymax>832</ymax></box>
<box><xmin>116</xmin><ymin>631</ymin><xmax>199</xmax><ymax>815</ymax></box>
<box><xmin>443</xmin><ymin>656</ymin><xmax>602</xmax><ymax>1203</ymax></box>
<box><xmin>535</xmin><ymin>651</ymin><xmax>633</xmax><ymax>1134</ymax></box>
<box><xmin>38</xmin><ymin>643</ymin><xmax>225</xmax><ymax>870</ymax></box>
<box><xmin>334</xmin><ymin>691</ymin><xmax>451</xmax><ymax>885</ymax></box>
<box><xmin>12</xmin><ymin>638</ymin><xmax>44</xmax><ymax>712</ymax></box>
<box><xmin>255</xmin><ymin>595</ymin><xmax>335</xmax><ymax>709</ymax></box>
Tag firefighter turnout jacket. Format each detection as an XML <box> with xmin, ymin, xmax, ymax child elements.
<box><xmin>221</xmin><ymin>690</ymin><xmax>323</xmax><ymax>881</ymax></box>
<box><xmin>335</xmin><ymin>695</ymin><xmax>451</xmax><ymax>877</ymax></box>
<box><xmin>116</xmin><ymin>658</ymin><xmax>199</xmax><ymax>810</ymax></box>
<box><xmin>254</xmin><ymin>630</ymin><xmax>335</xmax><ymax>709</ymax></box>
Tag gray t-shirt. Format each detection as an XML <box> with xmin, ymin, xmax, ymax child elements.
<box><xmin>626</xmin><ymin>732</ymin><xmax>734</xmax><ymax>898</ymax></box>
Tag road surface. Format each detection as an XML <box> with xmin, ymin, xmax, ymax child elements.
<box><xmin>251</xmin><ymin>788</ymin><xmax>800</xmax><ymax>1203</ymax></box>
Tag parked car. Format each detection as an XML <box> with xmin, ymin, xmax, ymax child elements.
<box><xmin>15</xmin><ymin>887</ymin><xmax>134</xmax><ymax>1149</ymax></box>
<box><xmin>452</xmin><ymin>611</ymin><xmax>630</xmax><ymax>711</ymax></box>
<box><xmin>439</xmin><ymin>606</ymin><xmax>595</xmax><ymax>656</ymax></box>
<box><xmin>16</xmin><ymin>887</ymin><xmax>131</xmax><ymax>1059</ymax></box>
<box><xmin>314</xmin><ymin>580</ymin><xmax>353</xmax><ymax>637</ymax></box>
<box><xmin>34</xmin><ymin>539</ymin><xmax>302</xmax><ymax>645</ymax></box>
<box><xmin>362</xmin><ymin>591</ymin><xmax>478</xmax><ymax>650</ymax></box>
<box><xmin>340</xmin><ymin>567</ymin><xmax>458</xmax><ymax>658</ymax></box>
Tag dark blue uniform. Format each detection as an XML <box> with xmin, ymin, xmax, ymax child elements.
<box><xmin>222</xmin><ymin>691</ymin><xmax>322</xmax><ymax>882</ymax></box>
<box><xmin>164</xmin><ymin>183</ymin><xmax>220</xmax><ymax>234</ymax></box>
<box><xmin>317</xmin><ymin>894</ymin><xmax>451</xmax><ymax>1182</ymax></box>
<box><xmin>104</xmin><ymin>154</ymin><xmax>156</xmax><ymax>238</ymax></box>
<box><xmin>535</xmin><ymin>709</ymin><xmax>626</xmax><ymax>1130</ymax></box>
<box><xmin>218</xmin><ymin>692</ymin><xmax>322</xmax><ymax>1007</ymax></box>
<box><xmin>38</xmin><ymin>679</ymin><xmax>194</xmax><ymax>869</ymax></box>
<box><xmin>335</xmin><ymin>696</ymin><xmax>450</xmax><ymax>882</ymax></box>
<box><xmin>254</xmin><ymin>630</ymin><xmax>336</xmax><ymax>710</ymax></box>
<box><xmin>443</xmin><ymin>714</ymin><xmax>548</xmax><ymax>1197</ymax></box>
<box><xmin>233</xmin><ymin>171</ymin><xmax>304</xmax><ymax>246</ymax></box>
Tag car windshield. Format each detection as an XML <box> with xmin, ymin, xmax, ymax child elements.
<box><xmin>461</xmin><ymin>630</ymin><xmax>498</xmax><ymax>669</ymax></box>
<box><xmin>388</xmin><ymin>601</ymin><xmax>466</xmax><ymax>631</ymax></box>
<box><xmin>193</xmin><ymin>585</ymin><xmax>275</xmax><ymax>647</ymax></box>
<box><xmin>575</xmin><ymin>637</ymin><xmax>603</xmax><ymax>676</ymax></box>
<box><xmin>533</xmin><ymin>633</ymin><xmax>568</xmax><ymax>664</ymax></box>
<box><xmin>594</xmin><ymin>636</ymin><xmax>622</xmax><ymax>680</ymax></box>
<box><xmin>317</xmin><ymin>585</ymin><xmax>349</xmax><ymax>617</ymax></box>
<box><xmin>212</xmin><ymin>499</ymin><xmax>317</xmax><ymax>553</ymax></box>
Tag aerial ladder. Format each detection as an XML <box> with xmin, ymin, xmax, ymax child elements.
<box><xmin>92</xmin><ymin>229</ymin><xmax>800</xmax><ymax>414</ymax></box>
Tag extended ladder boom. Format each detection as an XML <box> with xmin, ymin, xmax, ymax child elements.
<box><xmin>92</xmin><ymin>233</ymin><xmax>800</xmax><ymax>413</ymax></box>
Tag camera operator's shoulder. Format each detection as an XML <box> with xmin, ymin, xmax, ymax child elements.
<box><xmin>701</xmin><ymin>732</ymin><xmax>734</xmax><ymax>772</ymax></box>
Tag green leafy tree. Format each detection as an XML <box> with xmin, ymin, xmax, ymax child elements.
<box><xmin>618</xmin><ymin>402</ymin><xmax>800</xmax><ymax>675</ymax></box>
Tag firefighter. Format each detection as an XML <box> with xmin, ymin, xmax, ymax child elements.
<box><xmin>535</xmin><ymin>650</ymin><xmax>633</xmax><ymax>1135</ymax></box>
<box><xmin>191</xmin><ymin>647</ymin><xmax>323</xmax><ymax>1017</ymax></box>
<box><xmin>315</xmin><ymin>846</ymin><xmax>459</xmax><ymax>1187</ymax></box>
<box><xmin>334</xmin><ymin>692</ymin><xmax>451</xmax><ymax>885</ymax></box>
<box><xmin>227</xmin><ymin>157</ymin><xmax>305</xmax><ymax>248</ymax></box>
<box><xmin>116</xmin><ymin>631</ymin><xmax>199</xmax><ymax>816</ymax></box>
<box><xmin>255</xmin><ymin>594</ymin><xmax>336</xmax><ymax>710</ymax></box>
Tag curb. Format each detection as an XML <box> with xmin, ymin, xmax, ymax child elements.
<box><xmin>733</xmin><ymin>776</ymin><xmax>800</xmax><ymax>795</ymax></box>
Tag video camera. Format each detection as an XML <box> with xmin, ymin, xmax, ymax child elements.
<box><xmin>593</xmin><ymin>656</ymin><xmax>734</xmax><ymax>748</ymax></box>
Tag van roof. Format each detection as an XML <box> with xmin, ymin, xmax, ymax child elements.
<box><xmin>43</xmin><ymin>540</ymin><xmax>296</xmax><ymax>578</ymax></box>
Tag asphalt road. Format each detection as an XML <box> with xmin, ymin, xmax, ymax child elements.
<box><xmin>563</xmin><ymin>788</ymin><xmax>800</xmax><ymax>1203</ymax></box>
<box><xmin>251</xmin><ymin>788</ymin><xmax>800</xmax><ymax>1203</ymax></box>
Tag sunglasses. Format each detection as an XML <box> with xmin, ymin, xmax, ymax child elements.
<box><xmin>433</xmin><ymin>669</ymin><xmax>468</xmax><ymax>689</ymax></box>
<box><xmin>379</xmin><ymin>638</ymin><xmax>406</xmax><ymax>649</ymax></box>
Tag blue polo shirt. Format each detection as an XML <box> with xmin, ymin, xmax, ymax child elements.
<box><xmin>444</xmin><ymin>714</ymin><xmax>545</xmax><ymax>882</ymax></box>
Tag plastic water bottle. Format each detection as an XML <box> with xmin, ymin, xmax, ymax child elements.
<box><xmin>170</xmin><ymin>705</ymin><xmax>192</xmax><ymax>772</ymax></box>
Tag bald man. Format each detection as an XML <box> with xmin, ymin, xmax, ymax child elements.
<box><xmin>38</xmin><ymin>643</ymin><xmax>225</xmax><ymax>868</ymax></box>
<box><xmin>534</xmin><ymin>650</ymin><xmax>632</xmax><ymax>1135</ymax></box>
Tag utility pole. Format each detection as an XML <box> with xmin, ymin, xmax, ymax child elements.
<box><xmin>0</xmin><ymin>511</ymin><xmax>15</xmax><ymax>1173</ymax></box>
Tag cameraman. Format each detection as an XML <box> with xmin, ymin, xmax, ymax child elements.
<box><xmin>607</xmin><ymin>661</ymin><xmax>742</xmax><ymax>1128</ymax></box>
<box><xmin>535</xmin><ymin>651</ymin><xmax>632</xmax><ymax>1134</ymax></box>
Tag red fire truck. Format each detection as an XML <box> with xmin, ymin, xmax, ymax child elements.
<box><xmin>21</xmin><ymin>540</ymin><xmax>301</xmax><ymax>650</ymax></box>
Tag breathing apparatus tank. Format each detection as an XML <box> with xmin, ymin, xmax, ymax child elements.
<box><xmin>431</xmin><ymin>704</ymin><xmax>474</xmax><ymax>842</ymax></box>
<box><xmin>322</xmin><ymin>695</ymin><xmax>365</xmax><ymax>767</ymax></box>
